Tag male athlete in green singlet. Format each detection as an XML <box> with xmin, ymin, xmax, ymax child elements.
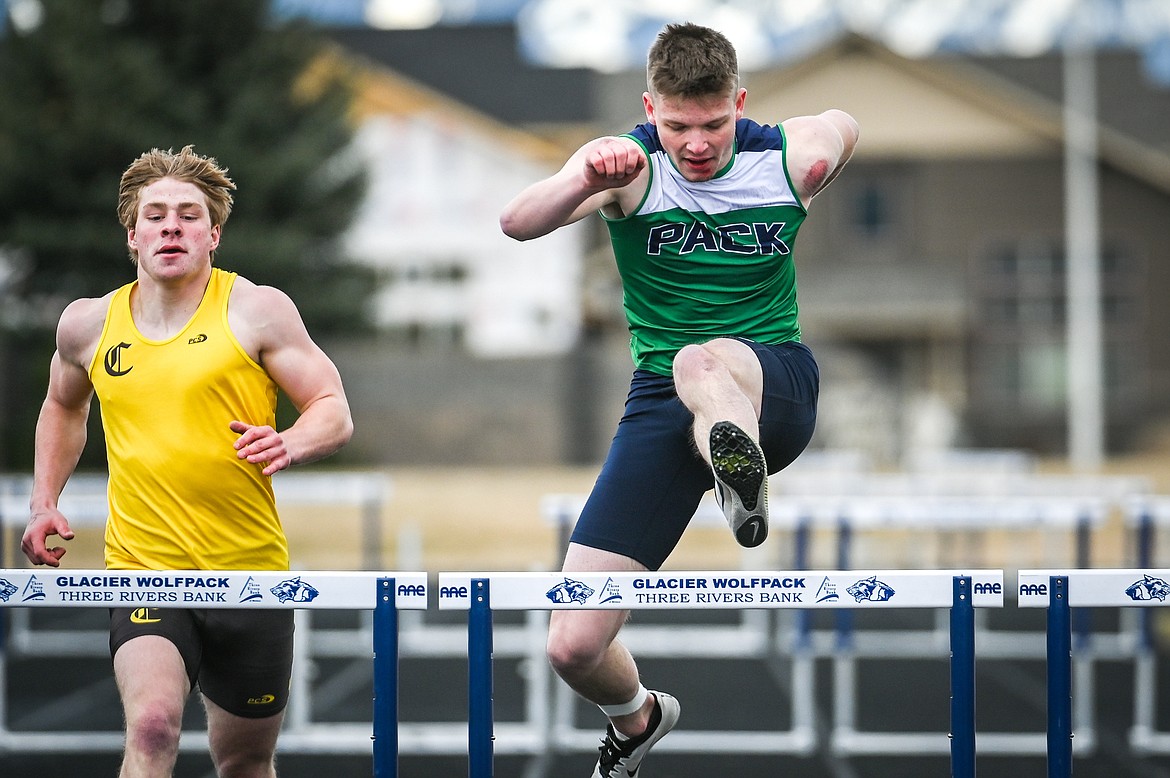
<box><xmin>23</xmin><ymin>146</ymin><xmax>353</xmax><ymax>778</ymax></box>
<box><xmin>501</xmin><ymin>22</ymin><xmax>858</xmax><ymax>777</ymax></box>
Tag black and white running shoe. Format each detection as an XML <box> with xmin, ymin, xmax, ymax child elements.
<box><xmin>709</xmin><ymin>420</ymin><xmax>769</xmax><ymax>548</ymax></box>
<box><xmin>592</xmin><ymin>691</ymin><xmax>680</xmax><ymax>778</ymax></box>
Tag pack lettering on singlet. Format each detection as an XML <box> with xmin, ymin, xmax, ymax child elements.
<box><xmin>646</xmin><ymin>221</ymin><xmax>791</xmax><ymax>256</ymax></box>
<box><xmin>603</xmin><ymin>118</ymin><xmax>808</xmax><ymax>375</ymax></box>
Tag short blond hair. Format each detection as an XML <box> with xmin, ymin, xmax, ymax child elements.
<box><xmin>117</xmin><ymin>145</ymin><xmax>236</xmax><ymax>231</ymax></box>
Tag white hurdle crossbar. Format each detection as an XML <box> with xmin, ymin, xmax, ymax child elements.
<box><xmin>0</xmin><ymin>568</ymin><xmax>427</xmax><ymax>778</ymax></box>
<box><xmin>1018</xmin><ymin>568</ymin><xmax>1170</xmax><ymax>777</ymax></box>
<box><xmin>542</xmin><ymin>487</ymin><xmax>1125</xmax><ymax>759</ymax></box>
<box><xmin>440</xmin><ymin>569</ymin><xmax>1004</xmax><ymax>778</ymax></box>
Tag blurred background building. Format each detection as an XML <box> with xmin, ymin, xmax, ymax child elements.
<box><xmin>294</xmin><ymin>0</ymin><xmax>1170</xmax><ymax>469</ymax></box>
<box><xmin>4</xmin><ymin>0</ymin><xmax>1170</xmax><ymax>469</ymax></box>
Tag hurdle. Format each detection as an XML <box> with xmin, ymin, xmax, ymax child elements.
<box><xmin>0</xmin><ymin>471</ymin><xmax>402</xmax><ymax>741</ymax></box>
<box><xmin>1124</xmin><ymin>498</ymin><xmax>1170</xmax><ymax>755</ymax></box>
<box><xmin>439</xmin><ymin>569</ymin><xmax>1004</xmax><ymax>777</ymax></box>
<box><xmin>1018</xmin><ymin>568</ymin><xmax>1170</xmax><ymax>776</ymax></box>
<box><xmin>0</xmin><ymin>568</ymin><xmax>427</xmax><ymax>777</ymax></box>
<box><xmin>542</xmin><ymin>480</ymin><xmax>1141</xmax><ymax>759</ymax></box>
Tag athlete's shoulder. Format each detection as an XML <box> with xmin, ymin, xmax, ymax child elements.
<box><xmin>60</xmin><ymin>290</ymin><xmax>117</xmax><ymax>322</ymax></box>
<box><xmin>228</xmin><ymin>274</ymin><xmax>296</xmax><ymax>312</ymax></box>
<box><xmin>226</xmin><ymin>274</ymin><xmax>307</xmax><ymax>352</ymax></box>
<box><xmin>57</xmin><ymin>291</ymin><xmax>117</xmax><ymax>367</ymax></box>
<box><xmin>736</xmin><ymin>118</ymin><xmax>785</xmax><ymax>153</ymax></box>
<box><xmin>627</xmin><ymin>122</ymin><xmax>662</xmax><ymax>153</ymax></box>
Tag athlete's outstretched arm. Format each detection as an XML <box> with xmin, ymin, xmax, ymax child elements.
<box><xmin>24</xmin><ymin>299</ymin><xmax>104</xmax><ymax>566</ymax></box>
<box><xmin>500</xmin><ymin>136</ymin><xmax>647</xmax><ymax>241</ymax></box>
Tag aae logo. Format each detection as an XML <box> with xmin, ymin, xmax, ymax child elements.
<box><xmin>397</xmin><ymin>583</ymin><xmax>426</xmax><ymax>597</ymax></box>
<box><xmin>973</xmin><ymin>582</ymin><xmax>1002</xmax><ymax>595</ymax></box>
<box><xmin>1126</xmin><ymin>574</ymin><xmax>1170</xmax><ymax>602</ymax></box>
<box><xmin>847</xmin><ymin>576</ymin><xmax>895</xmax><ymax>603</ymax></box>
<box><xmin>546</xmin><ymin>578</ymin><xmax>595</xmax><ymax>605</ymax></box>
<box><xmin>1019</xmin><ymin>583</ymin><xmax>1048</xmax><ymax>597</ymax></box>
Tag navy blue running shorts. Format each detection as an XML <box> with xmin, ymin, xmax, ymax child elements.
<box><xmin>110</xmin><ymin>607</ymin><xmax>294</xmax><ymax>718</ymax></box>
<box><xmin>570</xmin><ymin>340</ymin><xmax>819</xmax><ymax>571</ymax></box>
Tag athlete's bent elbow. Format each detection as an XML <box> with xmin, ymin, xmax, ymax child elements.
<box><xmin>499</xmin><ymin>212</ymin><xmax>537</xmax><ymax>242</ymax></box>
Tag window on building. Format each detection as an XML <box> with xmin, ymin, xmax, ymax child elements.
<box><xmin>830</xmin><ymin>166</ymin><xmax>910</xmax><ymax>259</ymax></box>
<box><xmin>972</xmin><ymin>237</ymin><xmax>1144</xmax><ymax>415</ymax></box>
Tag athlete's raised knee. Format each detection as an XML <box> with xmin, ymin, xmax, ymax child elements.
<box><xmin>672</xmin><ymin>342</ymin><xmax>722</xmax><ymax>384</ymax></box>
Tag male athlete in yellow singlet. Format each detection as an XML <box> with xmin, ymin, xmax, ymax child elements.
<box><xmin>22</xmin><ymin>146</ymin><xmax>353</xmax><ymax>778</ymax></box>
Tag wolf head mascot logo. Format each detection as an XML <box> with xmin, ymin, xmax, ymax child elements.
<box><xmin>1126</xmin><ymin>575</ymin><xmax>1170</xmax><ymax>602</ymax></box>
<box><xmin>270</xmin><ymin>577</ymin><xmax>320</xmax><ymax>603</ymax></box>
<box><xmin>546</xmin><ymin>578</ymin><xmax>595</xmax><ymax>605</ymax></box>
<box><xmin>0</xmin><ymin>578</ymin><xmax>17</xmax><ymax>602</ymax></box>
<box><xmin>847</xmin><ymin>576</ymin><xmax>896</xmax><ymax>603</ymax></box>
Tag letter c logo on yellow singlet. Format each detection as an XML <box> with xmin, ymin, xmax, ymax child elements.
<box><xmin>130</xmin><ymin>608</ymin><xmax>160</xmax><ymax>624</ymax></box>
<box><xmin>104</xmin><ymin>342</ymin><xmax>134</xmax><ymax>377</ymax></box>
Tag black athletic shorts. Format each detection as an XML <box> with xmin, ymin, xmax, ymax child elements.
<box><xmin>570</xmin><ymin>339</ymin><xmax>819</xmax><ymax>570</ymax></box>
<box><xmin>109</xmin><ymin>607</ymin><xmax>295</xmax><ymax>718</ymax></box>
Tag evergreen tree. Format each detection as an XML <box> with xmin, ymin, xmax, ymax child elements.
<box><xmin>0</xmin><ymin>0</ymin><xmax>374</xmax><ymax>467</ymax></box>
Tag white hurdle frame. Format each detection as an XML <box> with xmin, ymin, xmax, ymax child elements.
<box><xmin>440</xmin><ymin>569</ymin><xmax>1004</xmax><ymax>777</ymax></box>
<box><xmin>542</xmin><ymin>480</ymin><xmax>1138</xmax><ymax>758</ymax></box>
<box><xmin>0</xmin><ymin>568</ymin><xmax>427</xmax><ymax>777</ymax></box>
<box><xmin>1018</xmin><ymin>568</ymin><xmax>1170</xmax><ymax>775</ymax></box>
<box><xmin>0</xmin><ymin>470</ymin><xmax>397</xmax><ymax>744</ymax></box>
<box><xmin>1125</xmin><ymin>498</ymin><xmax>1170</xmax><ymax>755</ymax></box>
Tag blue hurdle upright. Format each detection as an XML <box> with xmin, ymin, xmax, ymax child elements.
<box><xmin>1018</xmin><ymin>568</ymin><xmax>1170</xmax><ymax>778</ymax></box>
<box><xmin>440</xmin><ymin>569</ymin><xmax>1004</xmax><ymax>778</ymax></box>
<box><xmin>0</xmin><ymin>569</ymin><xmax>427</xmax><ymax>777</ymax></box>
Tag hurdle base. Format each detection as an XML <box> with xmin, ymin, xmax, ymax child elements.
<box><xmin>830</xmin><ymin>730</ymin><xmax>1084</xmax><ymax>756</ymax></box>
<box><xmin>1129</xmin><ymin>725</ymin><xmax>1170</xmax><ymax>755</ymax></box>
<box><xmin>551</xmin><ymin>726</ymin><xmax>817</xmax><ymax>756</ymax></box>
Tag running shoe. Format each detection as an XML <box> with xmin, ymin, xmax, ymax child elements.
<box><xmin>593</xmin><ymin>691</ymin><xmax>680</xmax><ymax>778</ymax></box>
<box><xmin>709</xmin><ymin>420</ymin><xmax>769</xmax><ymax>548</ymax></box>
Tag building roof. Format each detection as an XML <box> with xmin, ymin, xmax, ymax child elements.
<box><xmin>317</xmin><ymin>40</ymin><xmax>567</xmax><ymax>163</ymax></box>
<box><xmin>322</xmin><ymin>24</ymin><xmax>594</xmax><ymax>126</ymax></box>
<box><xmin>326</xmin><ymin>24</ymin><xmax>1170</xmax><ymax>193</ymax></box>
<box><xmin>747</xmin><ymin>35</ymin><xmax>1170</xmax><ymax>193</ymax></box>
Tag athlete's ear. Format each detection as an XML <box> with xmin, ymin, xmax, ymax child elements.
<box><xmin>643</xmin><ymin>91</ymin><xmax>656</xmax><ymax>124</ymax></box>
<box><xmin>210</xmin><ymin>225</ymin><xmax>221</xmax><ymax>251</ymax></box>
<box><xmin>126</xmin><ymin>228</ymin><xmax>137</xmax><ymax>250</ymax></box>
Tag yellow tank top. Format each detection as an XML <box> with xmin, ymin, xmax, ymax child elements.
<box><xmin>89</xmin><ymin>268</ymin><xmax>288</xmax><ymax>571</ymax></box>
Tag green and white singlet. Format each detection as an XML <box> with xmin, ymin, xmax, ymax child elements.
<box><xmin>603</xmin><ymin>118</ymin><xmax>807</xmax><ymax>376</ymax></box>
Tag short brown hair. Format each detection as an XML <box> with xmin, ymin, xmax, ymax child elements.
<box><xmin>646</xmin><ymin>23</ymin><xmax>739</xmax><ymax>99</ymax></box>
<box><xmin>117</xmin><ymin>145</ymin><xmax>236</xmax><ymax>232</ymax></box>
